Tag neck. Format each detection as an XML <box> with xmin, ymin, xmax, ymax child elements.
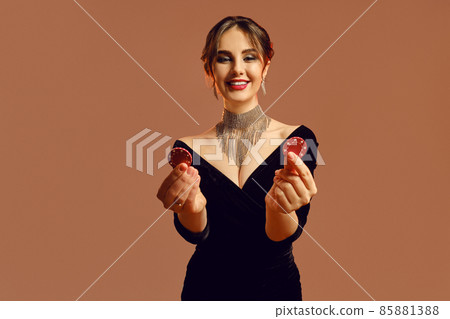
<box><xmin>223</xmin><ymin>97</ymin><xmax>260</xmax><ymax>114</ymax></box>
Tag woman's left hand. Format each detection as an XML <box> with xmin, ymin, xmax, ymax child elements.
<box><xmin>265</xmin><ymin>151</ymin><xmax>318</xmax><ymax>214</ymax></box>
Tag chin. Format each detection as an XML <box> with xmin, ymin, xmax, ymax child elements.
<box><xmin>224</xmin><ymin>94</ymin><xmax>252</xmax><ymax>101</ymax></box>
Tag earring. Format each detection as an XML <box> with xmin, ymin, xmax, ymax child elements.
<box><xmin>261</xmin><ymin>78</ymin><xmax>266</xmax><ymax>96</ymax></box>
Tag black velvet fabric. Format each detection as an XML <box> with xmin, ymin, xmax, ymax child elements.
<box><xmin>172</xmin><ymin>125</ymin><xmax>319</xmax><ymax>301</ymax></box>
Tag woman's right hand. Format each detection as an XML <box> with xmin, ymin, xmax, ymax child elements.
<box><xmin>156</xmin><ymin>163</ymin><xmax>206</xmax><ymax>214</ymax></box>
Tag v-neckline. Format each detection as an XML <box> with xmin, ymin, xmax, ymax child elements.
<box><xmin>175</xmin><ymin>125</ymin><xmax>303</xmax><ymax>192</ymax></box>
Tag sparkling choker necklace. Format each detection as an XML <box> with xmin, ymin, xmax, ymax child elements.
<box><xmin>215</xmin><ymin>104</ymin><xmax>271</xmax><ymax>168</ymax></box>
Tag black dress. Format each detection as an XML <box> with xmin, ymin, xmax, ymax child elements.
<box><xmin>172</xmin><ymin>125</ymin><xmax>319</xmax><ymax>301</ymax></box>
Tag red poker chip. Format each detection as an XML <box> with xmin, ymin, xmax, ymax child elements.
<box><xmin>168</xmin><ymin>147</ymin><xmax>192</xmax><ymax>168</ymax></box>
<box><xmin>283</xmin><ymin>137</ymin><xmax>307</xmax><ymax>159</ymax></box>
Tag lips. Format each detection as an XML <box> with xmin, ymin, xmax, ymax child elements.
<box><xmin>227</xmin><ymin>80</ymin><xmax>249</xmax><ymax>90</ymax></box>
<box><xmin>227</xmin><ymin>79</ymin><xmax>249</xmax><ymax>84</ymax></box>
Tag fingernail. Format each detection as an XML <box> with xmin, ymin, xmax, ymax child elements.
<box><xmin>179</xmin><ymin>163</ymin><xmax>187</xmax><ymax>172</ymax></box>
<box><xmin>274</xmin><ymin>169</ymin><xmax>280</xmax><ymax>175</ymax></box>
<box><xmin>288</xmin><ymin>152</ymin><xmax>296</xmax><ymax>160</ymax></box>
<box><xmin>187</xmin><ymin>166</ymin><xmax>195</xmax><ymax>176</ymax></box>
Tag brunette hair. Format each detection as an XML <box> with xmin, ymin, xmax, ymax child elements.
<box><xmin>200</xmin><ymin>16</ymin><xmax>275</xmax><ymax>99</ymax></box>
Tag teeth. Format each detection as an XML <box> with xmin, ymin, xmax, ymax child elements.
<box><xmin>229</xmin><ymin>81</ymin><xmax>248</xmax><ymax>85</ymax></box>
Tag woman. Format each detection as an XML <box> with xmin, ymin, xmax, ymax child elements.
<box><xmin>157</xmin><ymin>16</ymin><xmax>319</xmax><ymax>301</ymax></box>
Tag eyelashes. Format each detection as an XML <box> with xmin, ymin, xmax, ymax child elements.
<box><xmin>217</xmin><ymin>56</ymin><xmax>256</xmax><ymax>63</ymax></box>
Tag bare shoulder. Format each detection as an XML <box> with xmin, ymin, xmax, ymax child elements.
<box><xmin>177</xmin><ymin>125</ymin><xmax>217</xmax><ymax>149</ymax></box>
<box><xmin>265</xmin><ymin>118</ymin><xmax>300</xmax><ymax>139</ymax></box>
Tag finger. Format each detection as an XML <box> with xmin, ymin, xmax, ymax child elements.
<box><xmin>164</xmin><ymin>166</ymin><xmax>198</xmax><ymax>208</ymax></box>
<box><xmin>265</xmin><ymin>182</ymin><xmax>278</xmax><ymax>206</ymax></box>
<box><xmin>272</xmin><ymin>180</ymin><xmax>292</xmax><ymax>213</ymax></box>
<box><xmin>276</xmin><ymin>169</ymin><xmax>309</xmax><ymax>199</ymax></box>
<box><xmin>274</xmin><ymin>177</ymin><xmax>301</xmax><ymax>212</ymax></box>
<box><xmin>157</xmin><ymin>163</ymin><xmax>188</xmax><ymax>201</ymax></box>
<box><xmin>183</xmin><ymin>175</ymin><xmax>201</xmax><ymax>212</ymax></box>
<box><xmin>273</xmin><ymin>176</ymin><xmax>296</xmax><ymax>205</ymax></box>
<box><xmin>277</xmin><ymin>174</ymin><xmax>312</xmax><ymax>207</ymax></box>
<box><xmin>285</xmin><ymin>152</ymin><xmax>316</xmax><ymax>191</ymax></box>
<box><xmin>283</xmin><ymin>152</ymin><xmax>300</xmax><ymax>175</ymax></box>
<box><xmin>169</xmin><ymin>174</ymin><xmax>199</xmax><ymax>212</ymax></box>
<box><xmin>176</xmin><ymin>172</ymin><xmax>199</xmax><ymax>202</ymax></box>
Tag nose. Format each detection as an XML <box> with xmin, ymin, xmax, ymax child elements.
<box><xmin>231</xmin><ymin>58</ymin><xmax>245</xmax><ymax>75</ymax></box>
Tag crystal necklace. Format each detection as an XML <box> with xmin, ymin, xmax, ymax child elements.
<box><xmin>215</xmin><ymin>104</ymin><xmax>271</xmax><ymax>168</ymax></box>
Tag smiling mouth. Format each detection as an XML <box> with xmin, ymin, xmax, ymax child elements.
<box><xmin>227</xmin><ymin>81</ymin><xmax>249</xmax><ymax>89</ymax></box>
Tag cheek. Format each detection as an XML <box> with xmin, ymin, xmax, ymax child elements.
<box><xmin>248</xmin><ymin>67</ymin><xmax>264</xmax><ymax>80</ymax></box>
<box><xmin>213</xmin><ymin>65</ymin><xmax>228</xmax><ymax>79</ymax></box>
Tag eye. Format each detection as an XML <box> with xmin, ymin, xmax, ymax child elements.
<box><xmin>217</xmin><ymin>55</ymin><xmax>257</xmax><ymax>63</ymax></box>
<box><xmin>217</xmin><ymin>56</ymin><xmax>230</xmax><ymax>63</ymax></box>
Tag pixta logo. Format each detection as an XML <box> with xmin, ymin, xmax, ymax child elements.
<box><xmin>126</xmin><ymin>128</ymin><xmax>172</xmax><ymax>176</ymax></box>
<box><xmin>126</xmin><ymin>128</ymin><xmax>325</xmax><ymax>176</ymax></box>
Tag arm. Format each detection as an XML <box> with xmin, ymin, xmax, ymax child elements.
<box><xmin>264</xmin><ymin>159</ymin><xmax>316</xmax><ymax>242</ymax></box>
<box><xmin>176</xmin><ymin>206</ymin><xmax>208</xmax><ymax>233</ymax></box>
<box><xmin>157</xmin><ymin>143</ymin><xmax>209</xmax><ymax>244</ymax></box>
<box><xmin>173</xmin><ymin>206</ymin><xmax>210</xmax><ymax>245</ymax></box>
<box><xmin>265</xmin><ymin>208</ymin><xmax>300</xmax><ymax>242</ymax></box>
<box><xmin>170</xmin><ymin>170</ymin><xmax>209</xmax><ymax>244</ymax></box>
<box><xmin>264</xmin><ymin>151</ymin><xmax>318</xmax><ymax>242</ymax></box>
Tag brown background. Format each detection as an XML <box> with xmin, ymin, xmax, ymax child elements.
<box><xmin>1</xmin><ymin>0</ymin><xmax>449</xmax><ymax>301</ymax></box>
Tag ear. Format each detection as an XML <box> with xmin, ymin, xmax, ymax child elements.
<box><xmin>262</xmin><ymin>60</ymin><xmax>271</xmax><ymax>79</ymax></box>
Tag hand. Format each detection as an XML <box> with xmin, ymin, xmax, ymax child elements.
<box><xmin>265</xmin><ymin>151</ymin><xmax>318</xmax><ymax>214</ymax></box>
<box><xmin>156</xmin><ymin>163</ymin><xmax>207</xmax><ymax>214</ymax></box>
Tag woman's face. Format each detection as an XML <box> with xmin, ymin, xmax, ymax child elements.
<box><xmin>213</xmin><ymin>26</ymin><xmax>270</xmax><ymax>110</ymax></box>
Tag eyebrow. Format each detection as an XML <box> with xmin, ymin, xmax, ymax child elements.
<box><xmin>217</xmin><ymin>48</ymin><xmax>258</xmax><ymax>55</ymax></box>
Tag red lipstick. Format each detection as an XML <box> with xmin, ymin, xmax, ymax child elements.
<box><xmin>227</xmin><ymin>79</ymin><xmax>249</xmax><ymax>90</ymax></box>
